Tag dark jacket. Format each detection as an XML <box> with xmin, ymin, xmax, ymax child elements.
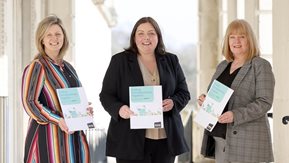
<box><xmin>99</xmin><ymin>51</ymin><xmax>190</xmax><ymax>160</ymax></box>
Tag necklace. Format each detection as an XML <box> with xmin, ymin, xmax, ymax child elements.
<box><xmin>137</xmin><ymin>56</ymin><xmax>159</xmax><ymax>84</ymax></box>
<box><xmin>230</xmin><ymin>60</ymin><xmax>244</xmax><ymax>74</ymax></box>
<box><xmin>151</xmin><ymin>71</ymin><xmax>157</xmax><ymax>82</ymax></box>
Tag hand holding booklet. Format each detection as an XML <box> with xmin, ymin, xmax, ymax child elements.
<box><xmin>194</xmin><ymin>80</ymin><xmax>234</xmax><ymax>132</ymax></box>
<box><xmin>56</xmin><ymin>87</ymin><xmax>95</xmax><ymax>132</ymax></box>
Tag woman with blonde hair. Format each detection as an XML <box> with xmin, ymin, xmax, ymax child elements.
<box><xmin>21</xmin><ymin>15</ymin><xmax>92</xmax><ymax>163</ymax></box>
<box><xmin>198</xmin><ymin>19</ymin><xmax>274</xmax><ymax>163</ymax></box>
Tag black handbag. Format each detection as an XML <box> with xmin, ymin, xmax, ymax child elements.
<box><xmin>201</xmin><ymin>132</ymin><xmax>215</xmax><ymax>158</ymax></box>
<box><xmin>205</xmin><ymin>135</ymin><xmax>215</xmax><ymax>157</ymax></box>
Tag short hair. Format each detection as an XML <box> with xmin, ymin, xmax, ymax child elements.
<box><xmin>222</xmin><ymin>19</ymin><xmax>260</xmax><ymax>62</ymax></box>
<box><xmin>35</xmin><ymin>15</ymin><xmax>69</xmax><ymax>59</ymax></box>
<box><xmin>125</xmin><ymin>17</ymin><xmax>166</xmax><ymax>55</ymax></box>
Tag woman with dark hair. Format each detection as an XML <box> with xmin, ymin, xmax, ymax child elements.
<box><xmin>99</xmin><ymin>17</ymin><xmax>191</xmax><ymax>163</ymax></box>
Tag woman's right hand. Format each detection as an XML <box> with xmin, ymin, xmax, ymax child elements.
<box><xmin>119</xmin><ymin>105</ymin><xmax>134</xmax><ymax>119</ymax></box>
<box><xmin>197</xmin><ymin>94</ymin><xmax>206</xmax><ymax>106</ymax></box>
<box><xmin>58</xmin><ymin>118</ymin><xmax>74</xmax><ymax>134</ymax></box>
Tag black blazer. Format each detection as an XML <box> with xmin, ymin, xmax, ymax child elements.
<box><xmin>99</xmin><ymin>51</ymin><xmax>191</xmax><ymax>160</ymax></box>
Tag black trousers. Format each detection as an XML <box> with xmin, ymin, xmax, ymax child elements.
<box><xmin>116</xmin><ymin>138</ymin><xmax>175</xmax><ymax>163</ymax></box>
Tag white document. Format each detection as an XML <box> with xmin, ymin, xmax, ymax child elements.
<box><xmin>194</xmin><ymin>80</ymin><xmax>234</xmax><ymax>132</ymax></box>
<box><xmin>129</xmin><ymin>86</ymin><xmax>163</xmax><ymax>129</ymax></box>
<box><xmin>56</xmin><ymin>87</ymin><xmax>95</xmax><ymax>132</ymax></box>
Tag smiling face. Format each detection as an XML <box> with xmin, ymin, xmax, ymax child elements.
<box><xmin>42</xmin><ymin>24</ymin><xmax>64</xmax><ymax>59</ymax></box>
<box><xmin>229</xmin><ymin>33</ymin><xmax>248</xmax><ymax>58</ymax></box>
<box><xmin>134</xmin><ymin>22</ymin><xmax>158</xmax><ymax>55</ymax></box>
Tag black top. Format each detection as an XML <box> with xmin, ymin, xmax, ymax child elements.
<box><xmin>208</xmin><ymin>62</ymin><xmax>241</xmax><ymax>138</ymax></box>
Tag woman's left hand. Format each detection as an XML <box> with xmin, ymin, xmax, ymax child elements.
<box><xmin>87</xmin><ymin>102</ymin><xmax>94</xmax><ymax>117</ymax></box>
<box><xmin>218</xmin><ymin>111</ymin><xmax>234</xmax><ymax>123</ymax></box>
<box><xmin>163</xmin><ymin>98</ymin><xmax>174</xmax><ymax>112</ymax></box>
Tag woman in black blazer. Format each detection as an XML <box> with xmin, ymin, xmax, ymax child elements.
<box><xmin>99</xmin><ymin>17</ymin><xmax>191</xmax><ymax>163</ymax></box>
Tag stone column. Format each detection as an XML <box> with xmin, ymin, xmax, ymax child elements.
<box><xmin>194</xmin><ymin>0</ymin><xmax>220</xmax><ymax>162</ymax></box>
<box><xmin>272</xmin><ymin>0</ymin><xmax>289</xmax><ymax>162</ymax></box>
<box><xmin>5</xmin><ymin>0</ymin><xmax>24</xmax><ymax>162</ymax></box>
<box><xmin>227</xmin><ymin>0</ymin><xmax>237</xmax><ymax>23</ymax></box>
<box><xmin>244</xmin><ymin>0</ymin><xmax>259</xmax><ymax>38</ymax></box>
<box><xmin>46</xmin><ymin>0</ymin><xmax>75</xmax><ymax>63</ymax></box>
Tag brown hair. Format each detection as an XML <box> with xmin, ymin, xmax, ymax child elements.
<box><xmin>222</xmin><ymin>19</ymin><xmax>260</xmax><ymax>62</ymax></box>
<box><xmin>35</xmin><ymin>14</ymin><xmax>69</xmax><ymax>59</ymax></box>
<box><xmin>125</xmin><ymin>17</ymin><xmax>166</xmax><ymax>55</ymax></box>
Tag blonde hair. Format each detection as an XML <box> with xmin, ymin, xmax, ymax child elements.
<box><xmin>222</xmin><ymin>19</ymin><xmax>260</xmax><ymax>62</ymax></box>
<box><xmin>35</xmin><ymin>15</ymin><xmax>69</xmax><ymax>59</ymax></box>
